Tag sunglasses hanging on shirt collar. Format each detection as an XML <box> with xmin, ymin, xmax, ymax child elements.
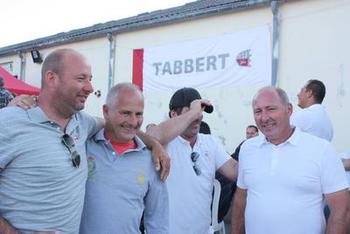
<box><xmin>191</xmin><ymin>151</ymin><xmax>201</xmax><ymax>176</ymax></box>
<box><xmin>61</xmin><ymin>134</ymin><xmax>81</xmax><ymax>168</ymax></box>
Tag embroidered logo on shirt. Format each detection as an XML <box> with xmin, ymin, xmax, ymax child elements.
<box><xmin>87</xmin><ymin>155</ymin><xmax>96</xmax><ymax>178</ymax></box>
<box><xmin>137</xmin><ymin>175</ymin><xmax>145</xmax><ymax>185</ymax></box>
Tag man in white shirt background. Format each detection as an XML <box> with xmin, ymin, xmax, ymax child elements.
<box><xmin>291</xmin><ymin>79</ymin><xmax>333</xmax><ymax>141</ymax></box>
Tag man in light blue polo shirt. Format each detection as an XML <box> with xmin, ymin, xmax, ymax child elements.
<box><xmin>80</xmin><ymin>83</ymin><xmax>169</xmax><ymax>234</ymax></box>
<box><xmin>0</xmin><ymin>49</ymin><xmax>169</xmax><ymax>234</ymax></box>
<box><xmin>0</xmin><ymin>48</ymin><xmax>99</xmax><ymax>233</ymax></box>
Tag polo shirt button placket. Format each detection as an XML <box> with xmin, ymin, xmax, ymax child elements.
<box><xmin>270</xmin><ymin>146</ymin><xmax>278</xmax><ymax>175</ymax></box>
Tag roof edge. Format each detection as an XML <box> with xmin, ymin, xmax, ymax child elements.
<box><xmin>0</xmin><ymin>0</ymin><xmax>272</xmax><ymax>56</ymax></box>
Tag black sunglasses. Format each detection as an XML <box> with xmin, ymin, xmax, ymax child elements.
<box><xmin>61</xmin><ymin>134</ymin><xmax>81</xmax><ymax>168</ymax></box>
<box><xmin>191</xmin><ymin>151</ymin><xmax>201</xmax><ymax>176</ymax></box>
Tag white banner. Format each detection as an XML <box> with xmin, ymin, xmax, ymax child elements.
<box><xmin>141</xmin><ymin>25</ymin><xmax>271</xmax><ymax>93</ymax></box>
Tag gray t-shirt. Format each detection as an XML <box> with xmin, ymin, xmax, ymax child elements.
<box><xmin>0</xmin><ymin>106</ymin><xmax>99</xmax><ymax>234</ymax></box>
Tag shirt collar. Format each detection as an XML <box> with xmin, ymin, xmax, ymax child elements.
<box><xmin>306</xmin><ymin>103</ymin><xmax>322</xmax><ymax>110</ymax></box>
<box><xmin>26</xmin><ymin>106</ymin><xmax>50</xmax><ymax>123</ymax></box>
<box><xmin>26</xmin><ymin>106</ymin><xmax>79</xmax><ymax>133</ymax></box>
<box><xmin>257</xmin><ymin>127</ymin><xmax>300</xmax><ymax>147</ymax></box>
<box><xmin>177</xmin><ymin>135</ymin><xmax>190</xmax><ymax>145</ymax></box>
<box><xmin>176</xmin><ymin>134</ymin><xmax>201</xmax><ymax>147</ymax></box>
<box><xmin>93</xmin><ymin>128</ymin><xmax>146</xmax><ymax>151</ymax></box>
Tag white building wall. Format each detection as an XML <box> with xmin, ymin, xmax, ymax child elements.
<box><xmin>113</xmin><ymin>0</ymin><xmax>350</xmax><ymax>152</ymax></box>
<box><xmin>0</xmin><ymin>38</ymin><xmax>111</xmax><ymax>117</ymax></box>
<box><xmin>0</xmin><ymin>54</ymin><xmax>21</xmax><ymax>76</ymax></box>
<box><xmin>1</xmin><ymin>0</ymin><xmax>349</xmax><ymax>152</ymax></box>
<box><xmin>278</xmin><ymin>0</ymin><xmax>350</xmax><ymax>151</ymax></box>
<box><xmin>114</xmin><ymin>7</ymin><xmax>273</xmax><ymax>153</ymax></box>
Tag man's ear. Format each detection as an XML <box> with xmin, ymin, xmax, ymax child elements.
<box><xmin>102</xmin><ymin>104</ymin><xmax>109</xmax><ymax>119</ymax></box>
<box><xmin>306</xmin><ymin>89</ymin><xmax>313</xmax><ymax>98</ymax></box>
<box><xmin>169</xmin><ymin>110</ymin><xmax>178</xmax><ymax>118</ymax></box>
<box><xmin>44</xmin><ymin>71</ymin><xmax>58</xmax><ymax>88</ymax></box>
<box><xmin>287</xmin><ymin>103</ymin><xmax>293</xmax><ymax>115</ymax></box>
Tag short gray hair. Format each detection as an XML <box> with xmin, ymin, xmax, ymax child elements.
<box><xmin>275</xmin><ymin>87</ymin><xmax>290</xmax><ymax>105</ymax></box>
<box><xmin>253</xmin><ymin>86</ymin><xmax>290</xmax><ymax>106</ymax></box>
<box><xmin>106</xmin><ymin>83</ymin><xmax>143</xmax><ymax>107</ymax></box>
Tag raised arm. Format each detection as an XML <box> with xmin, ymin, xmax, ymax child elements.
<box><xmin>146</xmin><ymin>99</ymin><xmax>208</xmax><ymax>145</ymax></box>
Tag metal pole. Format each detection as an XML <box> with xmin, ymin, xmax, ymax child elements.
<box><xmin>107</xmin><ymin>33</ymin><xmax>116</xmax><ymax>90</ymax></box>
<box><xmin>271</xmin><ymin>0</ymin><xmax>280</xmax><ymax>86</ymax></box>
<box><xmin>19</xmin><ymin>51</ymin><xmax>26</xmax><ymax>81</ymax></box>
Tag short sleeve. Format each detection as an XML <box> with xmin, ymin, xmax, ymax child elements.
<box><xmin>0</xmin><ymin>110</ymin><xmax>17</xmax><ymax>169</ymax></box>
<box><xmin>236</xmin><ymin>142</ymin><xmax>247</xmax><ymax>189</ymax></box>
<box><xmin>320</xmin><ymin>143</ymin><xmax>349</xmax><ymax>194</ymax></box>
<box><xmin>79</xmin><ymin>112</ymin><xmax>101</xmax><ymax>138</ymax></box>
<box><xmin>211</xmin><ymin>136</ymin><xmax>231</xmax><ymax>170</ymax></box>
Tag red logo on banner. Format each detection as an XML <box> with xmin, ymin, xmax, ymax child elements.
<box><xmin>236</xmin><ymin>49</ymin><xmax>251</xmax><ymax>67</ymax></box>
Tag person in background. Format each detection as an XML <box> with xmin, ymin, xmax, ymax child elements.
<box><xmin>291</xmin><ymin>79</ymin><xmax>333</xmax><ymax>141</ymax></box>
<box><xmin>291</xmin><ymin>79</ymin><xmax>350</xmax><ymax>174</ymax></box>
<box><xmin>147</xmin><ymin>87</ymin><xmax>237</xmax><ymax>234</ymax></box>
<box><xmin>0</xmin><ymin>76</ymin><xmax>14</xmax><ymax>109</ymax></box>
<box><xmin>80</xmin><ymin>83</ymin><xmax>168</xmax><ymax>234</ymax></box>
<box><xmin>232</xmin><ymin>86</ymin><xmax>349</xmax><ymax>234</ymax></box>
<box><xmin>231</xmin><ymin>125</ymin><xmax>258</xmax><ymax>161</ymax></box>
<box><xmin>199</xmin><ymin>121</ymin><xmax>211</xmax><ymax>135</ymax></box>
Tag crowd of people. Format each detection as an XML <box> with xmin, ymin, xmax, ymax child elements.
<box><xmin>0</xmin><ymin>48</ymin><xmax>349</xmax><ymax>234</ymax></box>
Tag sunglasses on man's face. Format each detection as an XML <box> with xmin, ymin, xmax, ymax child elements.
<box><xmin>61</xmin><ymin>134</ymin><xmax>81</xmax><ymax>168</ymax></box>
<box><xmin>191</xmin><ymin>151</ymin><xmax>201</xmax><ymax>176</ymax></box>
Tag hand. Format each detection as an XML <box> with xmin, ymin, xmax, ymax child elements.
<box><xmin>190</xmin><ymin>99</ymin><xmax>212</xmax><ymax>112</ymax></box>
<box><xmin>151</xmin><ymin>140</ymin><xmax>170</xmax><ymax>181</ymax></box>
<box><xmin>8</xmin><ymin>95</ymin><xmax>37</xmax><ymax>109</ymax></box>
